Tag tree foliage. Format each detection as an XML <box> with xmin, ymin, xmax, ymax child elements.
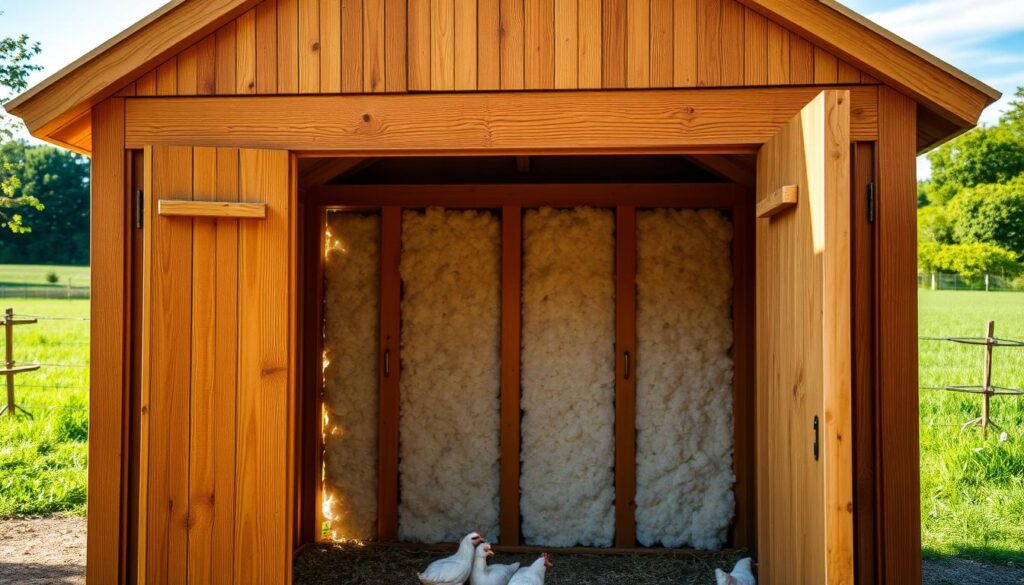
<box><xmin>0</xmin><ymin>26</ymin><xmax>42</xmax><ymax>233</ymax></box>
<box><xmin>917</xmin><ymin>205</ymin><xmax>954</xmax><ymax>245</ymax></box>
<box><xmin>919</xmin><ymin>242</ymin><xmax>1021</xmax><ymax>283</ymax></box>
<box><xmin>0</xmin><ymin>141</ymin><xmax>89</xmax><ymax>264</ymax></box>
<box><xmin>946</xmin><ymin>176</ymin><xmax>1024</xmax><ymax>255</ymax></box>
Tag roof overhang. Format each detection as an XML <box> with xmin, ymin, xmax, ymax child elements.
<box><xmin>5</xmin><ymin>0</ymin><xmax>1001</xmax><ymax>156</ymax></box>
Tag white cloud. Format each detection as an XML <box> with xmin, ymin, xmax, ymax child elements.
<box><xmin>868</xmin><ymin>0</ymin><xmax>1024</xmax><ymax>48</ymax></box>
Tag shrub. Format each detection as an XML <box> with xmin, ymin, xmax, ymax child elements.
<box><xmin>927</xmin><ymin>242</ymin><xmax>1022</xmax><ymax>284</ymax></box>
<box><xmin>948</xmin><ymin>176</ymin><xmax>1024</xmax><ymax>256</ymax></box>
<box><xmin>44</xmin><ymin>270</ymin><xmax>58</xmax><ymax>284</ymax></box>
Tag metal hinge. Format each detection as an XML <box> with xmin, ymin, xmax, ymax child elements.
<box><xmin>867</xmin><ymin>182</ymin><xmax>876</xmax><ymax>224</ymax></box>
<box><xmin>135</xmin><ymin>190</ymin><xmax>144</xmax><ymax>229</ymax></box>
<box><xmin>813</xmin><ymin>416</ymin><xmax>820</xmax><ymax>461</ymax></box>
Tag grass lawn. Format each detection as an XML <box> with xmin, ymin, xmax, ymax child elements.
<box><xmin>0</xmin><ymin>297</ymin><xmax>89</xmax><ymax>517</ymax></box>
<box><xmin>0</xmin><ymin>264</ymin><xmax>90</xmax><ymax>287</ymax></box>
<box><xmin>919</xmin><ymin>290</ymin><xmax>1024</xmax><ymax>563</ymax></box>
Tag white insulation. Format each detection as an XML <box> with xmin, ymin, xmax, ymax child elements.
<box><xmin>322</xmin><ymin>212</ymin><xmax>381</xmax><ymax>541</ymax></box>
<box><xmin>635</xmin><ymin>209</ymin><xmax>735</xmax><ymax>550</ymax></box>
<box><xmin>521</xmin><ymin>207</ymin><xmax>616</xmax><ymax>547</ymax></box>
<box><xmin>398</xmin><ymin>208</ymin><xmax>503</xmax><ymax>544</ymax></box>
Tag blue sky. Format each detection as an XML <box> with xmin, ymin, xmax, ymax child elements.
<box><xmin>2</xmin><ymin>0</ymin><xmax>1023</xmax><ymax>176</ymax></box>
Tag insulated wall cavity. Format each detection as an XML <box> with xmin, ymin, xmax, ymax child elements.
<box><xmin>322</xmin><ymin>212</ymin><xmax>380</xmax><ymax>541</ymax></box>
<box><xmin>398</xmin><ymin>208</ymin><xmax>502</xmax><ymax>543</ymax></box>
<box><xmin>635</xmin><ymin>209</ymin><xmax>735</xmax><ymax>550</ymax></box>
<box><xmin>520</xmin><ymin>207</ymin><xmax>616</xmax><ymax>547</ymax></box>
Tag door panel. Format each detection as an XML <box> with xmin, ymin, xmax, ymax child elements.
<box><xmin>139</xmin><ymin>146</ymin><xmax>294</xmax><ymax>585</ymax></box>
<box><xmin>755</xmin><ymin>91</ymin><xmax>854</xmax><ymax>584</ymax></box>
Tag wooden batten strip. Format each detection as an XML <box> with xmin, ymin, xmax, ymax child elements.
<box><xmin>731</xmin><ymin>193</ymin><xmax>756</xmax><ymax>549</ymax></box>
<box><xmin>378</xmin><ymin>206</ymin><xmax>402</xmax><ymax>542</ymax></box>
<box><xmin>614</xmin><ymin>206</ymin><xmax>637</xmax><ymax>548</ymax></box>
<box><xmin>500</xmin><ymin>206</ymin><xmax>522</xmax><ymax>545</ymax></box>
<box><xmin>158</xmin><ymin>200</ymin><xmax>267</xmax><ymax>218</ymax></box>
<box><xmin>756</xmin><ymin>184</ymin><xmax>797</xmax><ymax>218</ymax></box>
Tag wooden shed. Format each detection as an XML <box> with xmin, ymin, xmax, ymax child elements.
<box><xmin>6</xmin><ymin>0</ymin><xmax>999</xmax><ymax>583</ymax></box>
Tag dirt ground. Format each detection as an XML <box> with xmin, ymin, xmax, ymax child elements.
<box><xmin>2</xmin><ymin>517</ymin><xmax>1022</xmax><ymax>584</ymax></box>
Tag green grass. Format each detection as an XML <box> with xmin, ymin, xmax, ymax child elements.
<box><xmin>919</xmin><ymin>290</ymin><xmax>1024</xmax><ymax>564</ymax></box>
<box><xmin>0</xmin><ymin>298</ymin><xmax>89</xmax><ymax>517</ymax></box>
<box><xmin>0</xmin><ymin>264</ymin><xmax>90</xmax><ymax>287</ymax></box>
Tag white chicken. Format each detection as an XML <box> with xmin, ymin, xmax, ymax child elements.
<box><xmin>470</xmin><ymin>542</ymin><xmax>520</xmax><ymax>585</ymax></box>
<box><xmin>507</xmin><ymin>553</ymin><xmax>552</xmax><ymax>585</ymax></box>
<box><xmin>714</xmin><ymin>557</ymin><xmax>756</xmax><ymax>585</ymax></box>
<box><xmin>417</xmin><ymin>531</ymin><xmax>486</xmax><ymax>585</ymax></box>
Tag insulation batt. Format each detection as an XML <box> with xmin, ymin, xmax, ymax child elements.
<box><xmin>521</xmin><ymin>207</ymin><xmax>616</xmax><ymax>547</ymax></box>
<box><xmin>635</xmin><ymin>209</ymin><xmax>735</xmax><ymax>550</ymax></box>
<box><xmin>399</xmin><ymin>209</ymin><xmax>502</xmax><ymax>543</ymax></box>
<box><xmin>322</xmin><ymin>213</ymin><xmax>380</xmax><ymax>541</ymax></box>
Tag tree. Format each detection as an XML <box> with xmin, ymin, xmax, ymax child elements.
<box><xmin>925</xmin><ymin>242</ymin><xmax>1021</xmax><ymax>283</ymax></box>
<box><xmin>924</xmin><ymin>123</ymin><xmax>1024</xmax><ymax>204</ymax></box>
<box><xmin>0</xmin><ymin>141</ymin><xmax>89</xmax><ymax>264</ymax></box>
<box><xmin>0</xmin><ymin>28</ymin><xmax>42</xmax><ymax>233</ymax></box>
<box><xmin>917</xmin><ymin>205</ymin><xmax>953</xmax><ymax>245</ymax></box>
<box><xmin>947</xmin><ymin>175</ymin><xmax>1024</xmax><ymax>256</ymax></box>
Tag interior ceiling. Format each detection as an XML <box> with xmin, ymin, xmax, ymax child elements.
<box><xmin>299</xmin><ymin>155</ymin><xmax>757</xmax><ymax>188</ymax></box>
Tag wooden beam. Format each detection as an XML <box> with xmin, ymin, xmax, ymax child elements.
<box><xmin>305</xmin><ymin>183</ymin><xmax>748</xmax><ymax>209</ymax></box>
<box><xmin>614</xmin><ymin>206</ymin><xmax>637</xmax><ymax>548</ymax></box>
<box><xmin>298</xmin><ymin>157</ymin><xmax>375</xmax><ymax>189</ymax></box>
<box><xmin>686</xmin><ymin>155</ymin><xmax>756</xmax><ymax>187</ymax></box>
<box><xmin>756</xmin><ymin>185</ymin><xmax>798</xmax><ymax>218</ymax></box>
<box><xmin>124</xmin><ymin>87</ymin><xmax>879</xmax><ymax>151</ymax></box>
<box><xmin>731</xmin><ymin>193</ymin><xmax>756</xmax><ymax>550</ymax></box>
<box><xmin>876</xmin><ymin>87</ymin><xmax>921</xmax><ymax>585</ymax></box>
<box><xmin>377</xmin><ymin>206</ymin><xmax>401</xmax><ymax>542</ymax></box>
<box><xmin>157</xmin><ymin>200</ymin><xmax>267</xmax><ymax>218</ymax></box>
<box><xmin>500</xmin><ymin>206</ymin><xmax>522</xmax><ymax>546</ymax></box>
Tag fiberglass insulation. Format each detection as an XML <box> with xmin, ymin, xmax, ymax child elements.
<box><xmin>322</xmin><ymin>212</ymin><xmax>380</xmax><ymax>541</ymax></box>
<box><xmin>635</xmin><ymin>209</ymin><xmax>735</xmax><ymax>550</ymax></box>
<box><xmin>521</xmin><ymin>207</ymin><xmax>616</xmax><ymax>547</ymax></box>
<box><xmin>398</xmin><ymin>208</ymin><xmax>502</xmax><ymax>544</ymax></box>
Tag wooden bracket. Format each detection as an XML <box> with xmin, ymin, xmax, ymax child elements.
<box><xmin>157</xmin><ymin>200</ymin><xmax>267</xmax><ymax>219</ymax></box>
<box><xmin>756</xmin><ymin>185</ymin><xmax>799</xmax><ymax>219</ymax></box>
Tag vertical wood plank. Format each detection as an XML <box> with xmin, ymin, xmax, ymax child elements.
<box><xmin>187</xmin><ymin>147</ymin><xmax>218</xmax><ymax>584</ymax></box>
<box><xmin>525</xmin><ymin>0</ymin><xmax>554</xmax><ymax>89</ymax></box>
<box><xmin>299</xmin><ymin>0</ymin><xmax>321</xmax><ymax>93</ymax></box>
<box><xmin>257</xmin><ymin>0</ymin><xmax>280</xmax><ymax>94</ymax></box>
<box><xmin>766</xmin><ymin>20</ymin><xmax>789</xmax><ymax>85</ymax></box>
<box><xmin>156</xmin><ymin>58</ymin><xmax>178</xmax><ymax>95</ymax></box>
<box><xmin>378</xmin><ymin>206</ymin><xmax>402</xmax><ymax>542</ymax></box>
<box><xmin>696</xmin><ymin>0</ymin><xmax>720</xmax><ymax>86</ymax></box>
<box><xmin>215</xmin><ymin>22</ymin><xmax>237</xmax><ymax>95</ymax></box>
<box><xmin>500</xmin><ymin>206</ymin><xmax>522</xmax><ymax>546</ymax></box>
<box><xmin>743</xmin><ymin>8</ymin><xmax>767</xmax><ymax>86</ymax></box>
<box><xmin>144</xmin><ymin>145</ymin><xmax>193</xmax><ymax>585</ymax></box>
<box><xmin>877</xmin><ymin>87</ymin><xmax>921</xmax><ymax>585</ymax></box>
<box><xmin>720</xmin><ymin>0</ymin><xmax>743</xmax><ymax>86</ymax></box>
<box><xmin>602</xmin><ymin>0</ymin><xmax>627</xmax><ymax>88</ymax></box>
<box><xmin>815</xmin><ymin>47</ymin><xmax>839</xmax><ymax>85</ymax></box>
<box><xmin>672</xmin><ymin>0</ymin><xmax>696</xmax><ymax>87</ymax></box>
<box><xmin>838</xmin><ymin>59</ymin><xmax>861</xmax><ymax>84</ymax></box>
<box><xmin>789</xmin><ymin>34</ymin><xmax>814</xmax><ymax>85</ymax></box>
<box><xmin>431</xmin><ymin>0</ymin><xmax>456</xmax><ymax>90</ymax></box>
<box><xmin>177</xmin><ymin>45</ymin><xmax>199</xmax><ymax>96</ymax></box>
<box><xmin>478</xmin><ymin>0</ymin><xmax>501</xmax><ymax>90</ymax></box>
<box><xmin>614</xmin><ymin>206</ymin><xmax>637</xmax><ymax>548</ymax></box>
<box><xmin>236</xmin><ymin>9</ymin><xmax>258</xmax><ymax>94</ymax></box>
<box><xmin>499</xmin><ymin>0</ymin><xmax>525</xmax><ymax>89</ymax></box>
<box><xmin>278</xmin><ymin>0</ymin><xmax>301</xmax><ymax>93</ymax></box>
<box><xmin>731</xmin><ymin>193</ymin><xmax>756</xmax><ymax>550</ymax></box>
<box><xmin>408</xmin><ymin>0</ymin><xmax>430</xmax><ymax>90</ymax></box>
<box><xmin>195</xmin><ymin>35</ymin><xmax>217</xmax><ymax>95</ymax></box>
<box><xmin>650</xmin><ymin>0</ymin><xmax>673</xmax><ymax>87</ymax></box>
<box><xmin>342</xmin><ymin>0</ymin><xmax>365</xmax><ymax>92</ymax></box>
<box><xmin>626</xmin><ymin>0</ymin><xmax>650</xmax><ymax>88</ymax></box>
<box><xmin>320</xmin><ymin>0</ymin><xmax>342</xmax><ymax>92</ymax></box>
<box><xmin>88</xmin><ymin>97</ymin><xmax>126</xmax><ymax>585</ymax></box>
<box><xmin>299</xmin><ymin>204</ymin><xmax>325</xmax><ymax>545</ymax></box>
<box><xmin>455</xmin><ymin>0</ymin><xmax>478</xmax><ymax>90</ymax></box>
<box><xmin>211</xmin><ymin>148</ymin><xmax>239</xmax><ymax>585</ymax></box>
<box><xmin>136</xmin><ymin>70</ymin><xmax>157</xmax><ymax>96</ymax></box>
<box><xmin>365</xmin><ymin>0</ymin><xmax>387</xmax><ymax>92</ymax></box>
<box><xmin>386</xmin><ymin>0</ymin><xmax>409</xmax><ymax>91</ymax></box>
<box><xmin>554</xmin><ymin>0</ymin><xmax>578</xmax><ymax>89</ymax></box>
<box><xmin>578</xmin><ymin>0</ymin><xmax>602</xmax><ymax>89</ymax></box>
<box><xmin>235</xmin><ymin>149</ymin><xmax>293</xmax><ymax>583</ymax></box>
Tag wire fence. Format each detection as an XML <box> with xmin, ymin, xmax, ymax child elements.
<box><xmin>0</xmin><ymin>284</ymin><xmax>91</xmax><ymax>299</ymax></box>
<box><xmin>918</xmin><ymin>272</ymin><xmax>1024</xmax><ymax>292</ymax></box>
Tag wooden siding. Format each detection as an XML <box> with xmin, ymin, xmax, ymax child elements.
<box><xmin>121</xmin><ymin>0</ymin><xmax>873</xmax><ymax>96</ymax></box>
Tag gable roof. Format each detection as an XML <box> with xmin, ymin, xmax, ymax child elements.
<box><xmin>5</xmin><ymin>0</ymin><xmax>1000</xmax><ymax>155</ymax></box>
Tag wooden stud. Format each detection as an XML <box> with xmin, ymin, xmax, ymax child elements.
<box><xmin>365</xmin><ymin>0</ymin><xmax>386</xmax><ymax>92</ymax></box>
<box><xmin>256</xmin><ymin>0</ymin><xmax>279</xmax><ymax>94</ymax></box>
<box><xmin>614</xmin><ymin>206</ymin><xmax>637</xmax><ymax>548</ymax></box>
<box><xmin>300</xmin><ymin>203</ymin><xmax>326</xmax><ymax>544</ymax></box>
<box><xmin>731</xmin><ymin>191</ymin><xmax>756</xmax><ymax>549</ymax></box>
<box><xmin>500</xmin><ymin>206</ymin><xmax>522</xmax><ymax>546</ymax></box>
<box><xmin>378</xmin><ymin>206</ymin><xmax>402</xmax><ymax>542</ymax></box>
<box><xmin>602</xmin><ymin>0</ymin><xmax>627</xmax><ymax>88</ymax></box>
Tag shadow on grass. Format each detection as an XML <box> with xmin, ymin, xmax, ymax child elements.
<box><xmin>924</xmin><ymin>543</ymin><xmax>1024</xmax><ymax>566</ymax></box>
<box><xmin>0</xmin><ymin>561</ymin><xmax>83</xmax><ymax>584</ymax></box>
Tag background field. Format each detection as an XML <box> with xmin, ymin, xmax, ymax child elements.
<box><xmin>0</xmin><ymin>264</ymin><xmax>90</xmax><ymax>286</ymax></box>
<box><xmin>0</xmin><ymin>267</ymin><xmax>1020</xmax><ymax>565</ymax></box>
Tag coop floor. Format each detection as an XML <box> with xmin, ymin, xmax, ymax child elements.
<box><xmin>292</xmin><ymin>543</ymin><xmax>748</xmax><ymax>585</ymax></box>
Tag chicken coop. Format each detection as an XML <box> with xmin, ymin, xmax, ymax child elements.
<box><xmin>6</xmin><ymin>0</ymin><xmax>999</xmax><ymax>583</ymax></box>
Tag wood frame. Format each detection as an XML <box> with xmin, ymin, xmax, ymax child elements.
<box><xmin>299</xmin><ymin>181</ymin><xmax>755</xmax><ymax>552</ymax></box>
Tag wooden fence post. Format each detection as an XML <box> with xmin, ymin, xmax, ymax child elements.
<box><xmin>1</xmin><ymin>307</ymin><xmax>40</xmax><ymax>418</ymax></box>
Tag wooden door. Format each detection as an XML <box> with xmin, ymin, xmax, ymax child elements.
<box><xmin>755</xmin><ymin>91</ymin><xmax>854</xmax><ymax>584</ymax></box>
<box><xmin>138</xmin><ymin>146</ymin><xmax>295</xmax><ymax>585</ymax></box>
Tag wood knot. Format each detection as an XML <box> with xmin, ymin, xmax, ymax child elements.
<box><xmin>362</xmin><ymin>113</ymin><xmax>372</xmax><ymax>123</ymax></box>
<box><xmin>248</xmin><ymin>81</ymin><xmax>256</xmax><ymax>90</ymax></box>
<box><xmin>261</xmin><ymin>365</ymin><xmax>286</xmax><ymax>377</ymax></box>
<box><xmin>312</xmin><ymin>42</ymin><xmax>321</xmax><ymax>51</ymax></box>
<box><xmin>846</xmin><ymin>502</ymin><xmax>854</xmax><ymax>513</ymax></box>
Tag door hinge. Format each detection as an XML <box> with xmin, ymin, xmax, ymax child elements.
<box><xmin>813</xmin><ymin>416</ymin><xmax>820</xmax><ymax>461</ymax></box>
<box><xmin>867</xmin><ymin>182</ymin><xmax>876</xmax><ymax>224</ymax></box>
<box><xmin>135</xmin><ymin>189</ymin><xmax>144</xmax><ymax>229</ymax></box>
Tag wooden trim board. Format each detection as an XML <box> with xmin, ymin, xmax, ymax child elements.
<box><xmin>158</xmin><ymin>200</ymin><xmax>267</xmax><ymax>218</ymax></box>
